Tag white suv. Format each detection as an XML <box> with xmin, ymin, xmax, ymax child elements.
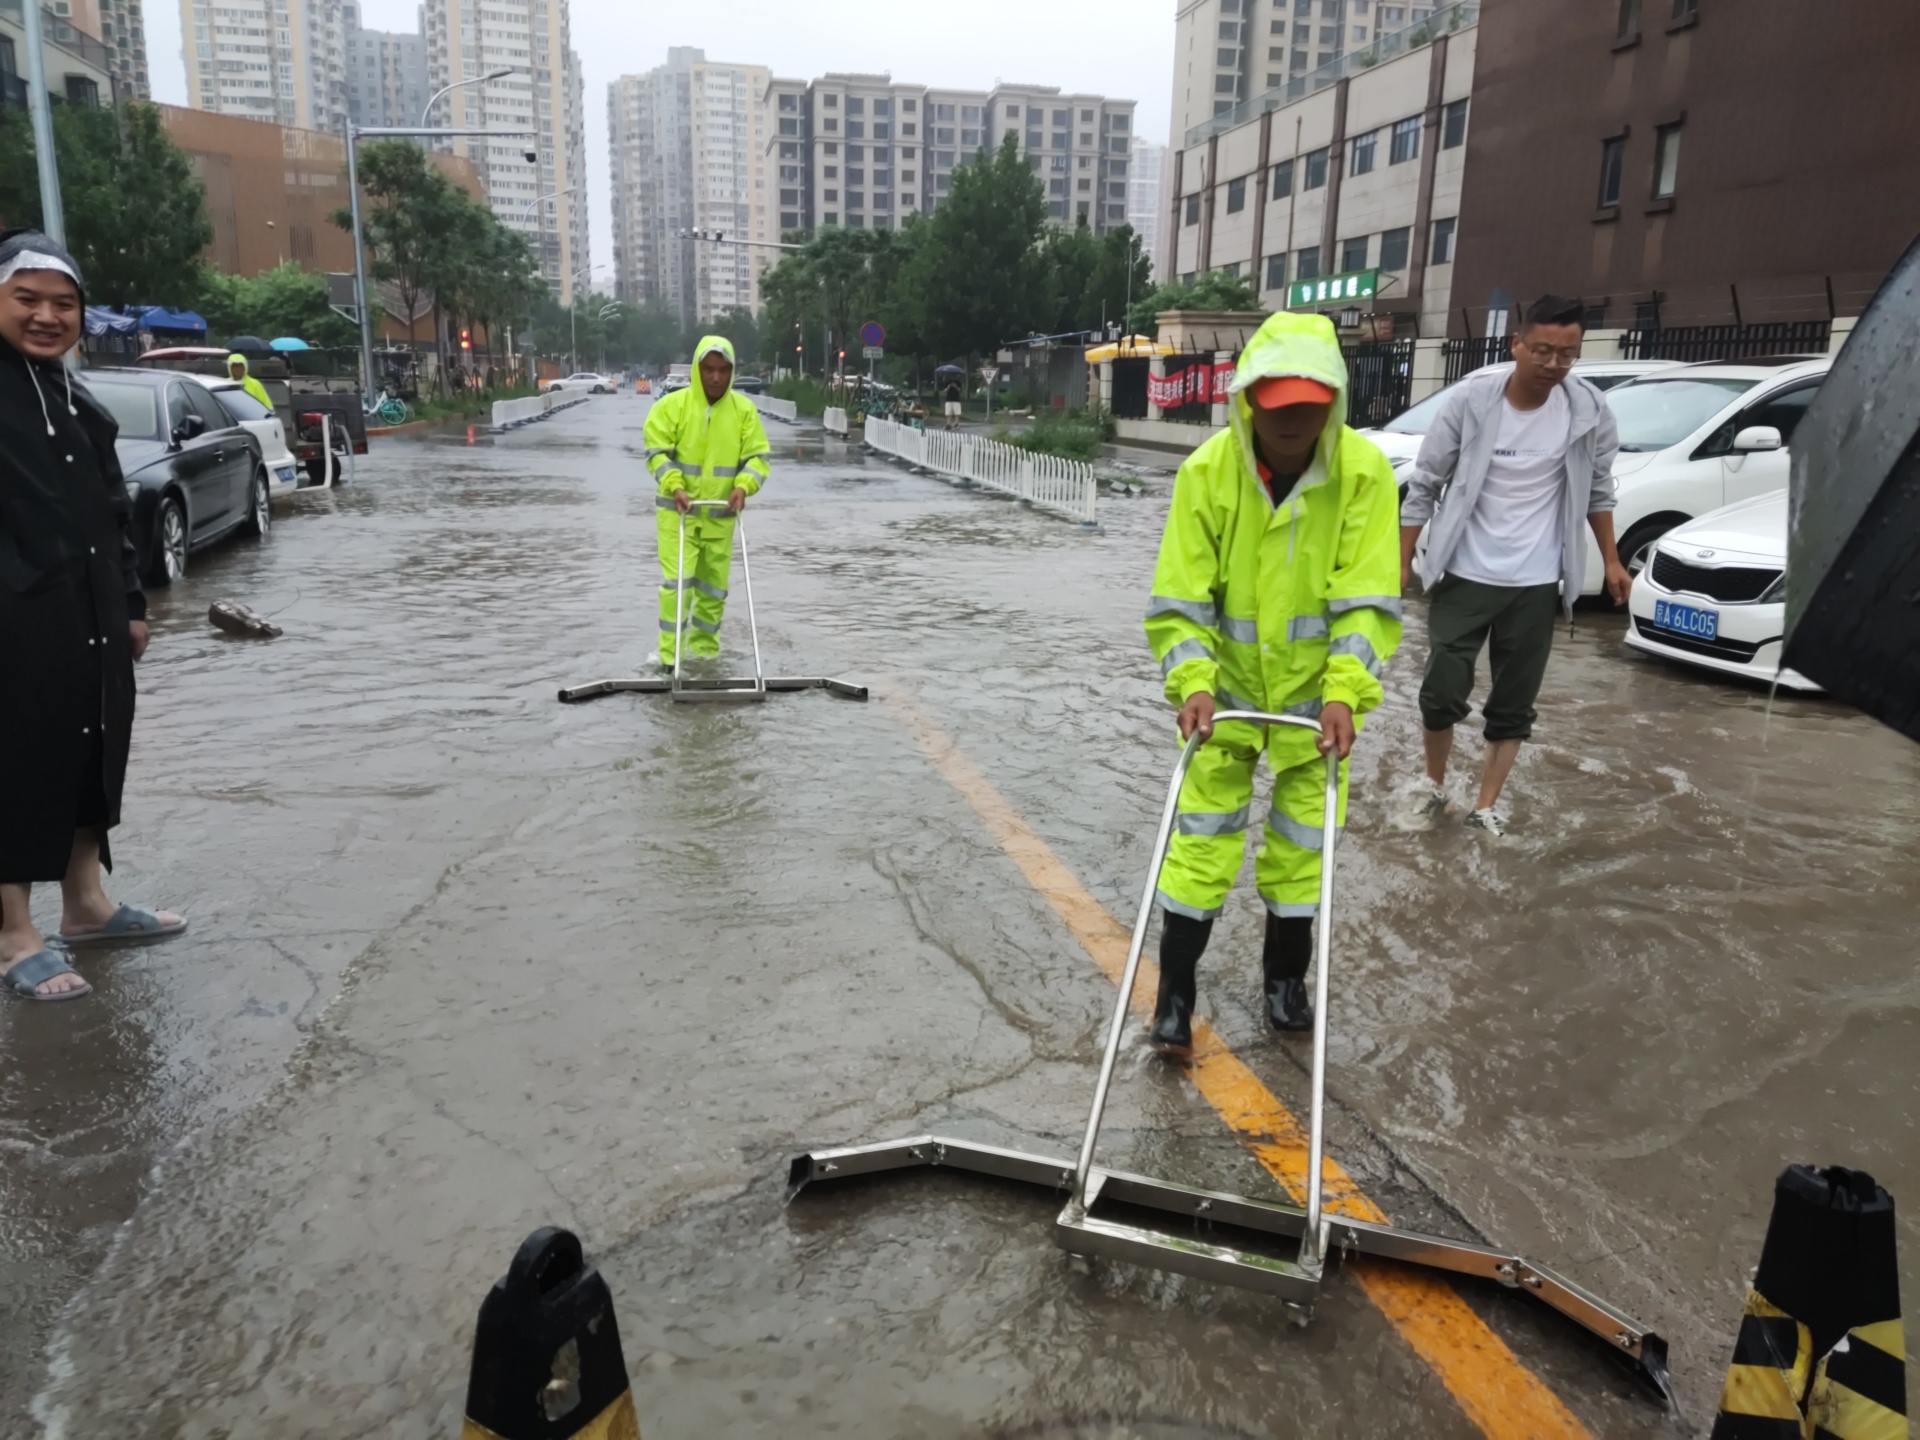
<box><xmin>1595</xmin><ymin>356</ymin><xmax>1829</xmax><ymax>591</ymax></box>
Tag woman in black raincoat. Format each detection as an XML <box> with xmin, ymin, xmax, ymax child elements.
<box><xmin>0</xmin><ymin>230</ymin><xmax>184</xmax><ymax>1002</ymax></box>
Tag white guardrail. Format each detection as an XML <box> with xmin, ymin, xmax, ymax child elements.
<box><xmin>823</xmin><ymin>407</ymin><xmax>849</xmax><ymax>435</ymax></box>
<box><xmin>864</xmin><ymin>416</ymin><xmax>1098</xmax><ymax>525</ymax></box>
<box><xmin>751</xmin><ymin>393</ymin><xmax>800</xmax><ymax>424</ymax></box>
<box><xmin>491</xmin><ymin>392</ymin><xmax>590</xmax><ymax>430</ymax></box>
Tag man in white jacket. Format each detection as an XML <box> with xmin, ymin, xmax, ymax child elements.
<box><xmin>1398</xmin><ymin>295</ymin><xmax>1632</xmax><ymax>836</ymax></box>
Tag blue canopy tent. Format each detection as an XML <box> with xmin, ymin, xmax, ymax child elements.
<box><xmin>138</xmin><ymin>307</ymin><xmax>209</xmax><ymax>336</ymax></box>
<box><xmin>83</xmin><ymin>307</ymin><xmax>140</xmax><ymax>337</ymax></box>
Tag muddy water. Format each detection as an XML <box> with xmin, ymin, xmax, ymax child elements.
<box><xmin>4</xmin><ymin>398</ymin><xmax>1913</xmax><ymax>1436</ymax></box>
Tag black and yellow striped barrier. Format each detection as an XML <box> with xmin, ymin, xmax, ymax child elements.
<box><xmin>1711</xmin><ymin>1165</ymin><xmax>1905</xmax><ymax>1440</ymax></box>
<box><xmin>461</xmin><ymin>1227</ymin><xmax>642</xmax><ymax>1440</ymax></box>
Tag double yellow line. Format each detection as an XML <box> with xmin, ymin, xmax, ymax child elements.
<box><xmin>885</xmin><ymin>686</ymin><xmax>1593</xmax><ymax>1440</ymax></box>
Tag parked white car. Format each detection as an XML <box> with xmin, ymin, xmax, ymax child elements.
<box><xmin>1591</xmin><ymin>356</ymin><xmax>1829</xmax><ymax>592</ymax></box>
<box><xmin>1362</xmin><ymin>359</ymin><xmax>1682</xmax><ymax>473</ymax></box>
<box><xmin>1625</xmin><ymin>490</ymin><xmax>1818</xmax><ymax>691</ymax></box>
<box><xmin>546</xmin><ymin>372</ymin><xmax>614</xmax><ymax>395</ymax></box>
<box><xmin>189</xmin><ymin>375</ymin><xmax>301</xmax><ymax>497</ymax></box>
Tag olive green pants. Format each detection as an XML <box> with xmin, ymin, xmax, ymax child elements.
<box><xmin>1418</xmin><ymin>576</ymin><xmax>1559</xmax><ymax>742</ymax></box>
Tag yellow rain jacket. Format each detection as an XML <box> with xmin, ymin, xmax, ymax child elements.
<box><xmin>1145</xmin><ymin>311</ymin><xmax>1403</xmax><ymax>742</ymax></box>
<box><xmin>643</xmin><ymin>336</ymin><xmax>772</xmax><ymax>664</ymax></box>
<box><xmin>1144</xmin><ymin>311</ymin><xmax>1403</xmax><ymax>920</ymax></box>
<box><xmin>641</xmin><ymin>336</ymin><xmax>772</xmax><ymax>506</ymax></box>
<box><xmin>226</xmin><ymin>354</ymin><xmax>273</xmax><ymax>412</ymax></box>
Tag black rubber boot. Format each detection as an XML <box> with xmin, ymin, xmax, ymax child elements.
<box><xmin>1151</xmin><ymin>912</ymin><xmax>1210</xmax><ymax>1058</ymax></box>
<box><xmin>1263</xmin><ymin>914</ymin><xmax>1314</xmax><ymax>1033</ymax></box>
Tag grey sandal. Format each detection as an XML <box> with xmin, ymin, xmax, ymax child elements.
<box><xmin>58</xmin><ymin>904</ymin><xmax>187</xmax><ymax>949</ymax></box>
<box><xmin>2</xmin><ymin>949</ymin><xmax>92</xmax><ymax>1002</ymax></box>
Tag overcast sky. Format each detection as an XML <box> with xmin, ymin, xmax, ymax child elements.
<box><xmin>144</xmin><ymin>0</ymin><xmax>1176</xmax><ymax>277</ymax></box>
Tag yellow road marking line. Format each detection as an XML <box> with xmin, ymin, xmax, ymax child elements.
<box><xmin>884</xmin><ymin>686</ymin><xmax>1593</xmax><ymax>1440</ymax></box>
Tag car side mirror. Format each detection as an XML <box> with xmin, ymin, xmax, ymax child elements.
<box><xmin>172</xmin><ymin>412</ymin><xmax>207</xmax><ymax>444</ymax></box>
<box><xmin>1733</xmin><ymin>425</ymin><xmax>1783</xmax><ymax>452</ymax></box>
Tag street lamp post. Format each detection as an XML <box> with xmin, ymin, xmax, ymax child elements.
<box><xmin>422</xmin><ymin>68</ymin><xmax>516</xmax><ymax>130</ymax></box>
<box><xmin>18</xmin><ymin>0</ymin><xmax>64</xmax><ymax>245</ymax></box>
<box><xmin>344</xmin><ymin>123</ymin><xmax>536</xmax><ymax>405</ymax></box>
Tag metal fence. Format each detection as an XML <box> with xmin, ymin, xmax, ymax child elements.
<box><xmin>864</xmin><ymin>417</ymin><xmax>1098</xmax><ymax>525</ymax></box>
<box><xmin>1341</xmin><ymin>339</ymin><xmax>1414</xmax><ymax>428</ymax></box>
<box><xmin>1112</xmin><ymin>358</ymin><xmax>1150</xmax><ymax>420</ymax></box>
<box><xmin>1441</xmin><ymin>336</ymin><xmax>1510</xmax><ymax>384</ymax></box>
<box><xmin>1620</xmin><ymin>322</ymin><xmax>1831</xmax><ymax>362</ymax></box>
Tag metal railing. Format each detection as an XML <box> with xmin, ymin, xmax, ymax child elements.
<box><xmin>1442</xmin><ymin>335</ymin><xmax>1510</xmax><ymax>384</ymax></box>
<box><xmin>1186</xmin><ymin>1</ymin><xmax>1478</xmax><ymax>148</ymax></box>
<box><xmin>864</xmin><ymin>416</ymin><xmax>1098</xmax><ymax>525</ymax></box>
<box><xmin>1620</xmin><ymin>322</ymin><xmax>1830</xmax><ymax>363</ymax></box>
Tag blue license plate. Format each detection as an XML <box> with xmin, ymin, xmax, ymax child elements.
<box><xmin>1654</xmin><ymin>598</ymin><xmax>1718</xmax><ymax>641</ymax></box>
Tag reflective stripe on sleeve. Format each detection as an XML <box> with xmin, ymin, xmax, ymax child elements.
<box><xmin>1159</xmin><ymin>638</ymin><xmax>1214</xmax><ymax>676</ymax></box>
<box><xmin>1329</xmin><ymin>633</ymin><xmax>1384</xmax><ymax>676</ymax></box>
<box><xmin>1328</xmin><ymin>594</ymin><xmax>1404</xmax><ymax>620</ymax></box>
<box><xmin>1144</xmin><ymin>595</ymin><xmax>1220</xmax><ymax>629</ymax></box>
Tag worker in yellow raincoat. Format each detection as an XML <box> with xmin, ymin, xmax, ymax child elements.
<box><xmin>226</xmin><ymin>353</ymin><xmax>272</xmax><ymax>411</ymax></box>
<box><xmin>1143</xmin><ymin>311</ymin><xmax>1403</xmax><ymax>1058</ymax></box>
<box><xmin>641</xmin><ymin>336</ymin><xmax>771</xmax><ymax>667</ymax></box>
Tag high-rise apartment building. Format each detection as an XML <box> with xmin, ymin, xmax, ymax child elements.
<box><xmin>608</xmin><ymin>48</ymin><xmax>774</xmax><ymax>325</ymax></box>
<box><xmin>66</xmin><ymin>0</ymin><xmax>148</xmax><ymax>99</ymax></box>
<box><xmin>422</xmin><ymin>0</ymin><xmax>588</xmax><ymax>302</ymax></box>
<box><xmin>1127</xmin><ymin>138</ymin><xmax>1167</xmax><ymax>278</ymax></box>
<box><xmin>761</xmin><ymin>73</ymin><xmax>1136</xmax><ymax>239</ymax></box>
<box><xmin>1171</xmin><ymin>0</ymin><xmax>1439</xmax><ymax>147</ymax></box>
<box><xmin>179</xmin><ymin>0</ymin><xmax>349</xmax><ymax>132</ymax></box>
<box><xmin>343</xmin><ymin>2</ymin><xmax>428</xmax><ymax>129</ymax></box>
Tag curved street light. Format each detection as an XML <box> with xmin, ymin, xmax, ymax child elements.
<box><xmin>422</xmin><ymin>67</ymin><xmax>516</xmax><ymax>129</ymax></box>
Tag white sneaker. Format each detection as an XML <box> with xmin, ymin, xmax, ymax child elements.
<box><xmin>1390</xmin><ymin>779</ymin><xmax>1452</xmax><ymax>832</ymax></box>
<box><xmin>1464</xmin><ymin>807</ymin><xmax>1508</xmax><ymax>838</ymax></box>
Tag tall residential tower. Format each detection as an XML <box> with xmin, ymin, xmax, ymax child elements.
<box><xmin>423</xmin><ymin>0</ymin><xmax>588</xmax><ymax>302</ymax></box>
<box><xmin>179</xmin><ymin>0</ymin><xmax>348</xmax><ymax>131</ymax></box>
<box><xmin>608</xmin><ymin>48</ymin><xmax>774</xmax><ymax>325</ymax></box>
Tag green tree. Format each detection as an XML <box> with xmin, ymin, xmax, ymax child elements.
<box><xmin>197</xmin><ymin>262</ymin><xmax>358</xmax><ymax>347</ymax></box>
<box><xmin>758</xmin><ymin>223</ymin><xmax>915</xmax><ymax>372</ymax></box>
<box><xmin>1128</xmin><ymin>268</ymin><xmax>1263</xmax><ymax>336</ymax></box>
<box><xmin>892</xmin><ymin>134</ymin><xmax>1048</xmax><ymax>359</ymax></box>
<box><xmin>331</xmin><ymin>140</ymin><xmax>460</xmax><ymax>349</ymax></box>
<box><xmin>0</xmin><ymin>103</ymin><xmax>212</xmax><ymax>305</ymax></box>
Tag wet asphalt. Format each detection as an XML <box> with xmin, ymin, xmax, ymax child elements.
<box><xmin>1</xmin><ymin>397</ymin><xmax>1914</xmax><ymax>1437</ymax></box>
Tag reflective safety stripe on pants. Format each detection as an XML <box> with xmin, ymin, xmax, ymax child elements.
<box><xmin>656</xmin><ymin>509</ymin><xmax>734</xmax><ymax>662</ymax></box>
<box><xmin>1156</xmin><ymin>718</ymin><xmax>1346</xmax><ymax>921</ymax></box>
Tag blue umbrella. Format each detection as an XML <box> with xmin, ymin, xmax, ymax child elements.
<box><xmin>270</xmin><ymin>336</ymin><xmax>310</xmax><ymax>351</ymax></box>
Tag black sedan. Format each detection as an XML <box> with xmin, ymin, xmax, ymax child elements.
<box><xmin>83</xmin><ymin>368</ymin><xmax>270</xmax><ymax>585</ymax></box>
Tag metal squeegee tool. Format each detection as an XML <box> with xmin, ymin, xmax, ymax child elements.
<box><xmin>558</xmin><ymin>499</ymin><xmax>867</xmax><ymax>705</ymax></box>
<box><xmin>786</xmin><ymin>710</ymin><xmax>1671</xmax><ymax>1398</ymax></box>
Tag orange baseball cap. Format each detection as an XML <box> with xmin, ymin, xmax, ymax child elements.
<box><xmin>1251</xmin><ymin>375</ymin><xmax>1336</xmax><ymax>409</ymax></box>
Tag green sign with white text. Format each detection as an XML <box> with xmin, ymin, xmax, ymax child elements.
<box><xmin>1286</xmin><ymin>268</ymin><xmax>1380</xmax><ymax>309</ymax></box>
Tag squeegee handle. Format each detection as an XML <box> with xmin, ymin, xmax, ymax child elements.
<box><xmin>1070</xmin><ymin>710</ymin><xmax>1335</xmax><ymax>1218</ymax></box>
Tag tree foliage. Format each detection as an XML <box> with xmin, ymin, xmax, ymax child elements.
<box><xmin>331</xmin><ymin>141</ymin><xmax>543</xmax><ymax>363</ymax></box>
<box><xmin>1128</xmin><ymin>269</ymin><xmax>1263</xmax><ymax>336</ymax></box>
<box><xmin>198</xmin><ymin>263</ymin><xmax>358</xmax><ymax>347</ymax></box>
<box><xmin>755</xmin><ymin>136</ymin><xmax>1158</xmax><ymax>373</ymax></box>
<box><xmin>0</xmin><ymin>102</ymin><xmax>212</xmax><ymax>306</ymax></box>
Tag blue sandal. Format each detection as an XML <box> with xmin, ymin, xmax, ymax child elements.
<box><xmin>3</xmin><ymin>949</ymin><xmax>92</xmax><ymax>1002</ymax></box>
<box><xmin>58</xmin><ymin>904</ymin><xmax>187</xmax><ymax>949</ymax></box>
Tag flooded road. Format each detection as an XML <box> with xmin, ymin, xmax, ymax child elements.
<box><xmin>3</xmin><ymin>397</ymin><xmax>1914</xmax><ymax>1436</ymax></box>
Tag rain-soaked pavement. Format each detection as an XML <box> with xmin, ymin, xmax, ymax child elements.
<box><xmin>3</xmin><ymin>397</ymin><xmax>1916</xmax><ymax>1438</ymax></box>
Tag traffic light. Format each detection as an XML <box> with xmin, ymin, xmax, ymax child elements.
<box><xmin>461</xmin><ymin>328</ymin><xmax>472</xmax><ymax>352</ymax></box>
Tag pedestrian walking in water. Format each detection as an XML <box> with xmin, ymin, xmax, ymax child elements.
<box><xmin>942</xmin><ymin>377</ymin><xmax>962</xmax><ymax>430</ymax></box>
<box><xmin>0</xmin><ymin>230</ymin><xmax>185</xmax><ymax>1002</ymax></box>
<box><xmin>642</xmin><ymin>336</ymin><xmax>771</xmax><ymax>668</ymax></box>
<box><xmin>1397</xmin><ymin>295</ymin><xmax>1631</xmax><ymax>837</ymax></box>
<box><xmin>1143</xmin><ymin>312</ymin><xmax>1402</xmax><ymax>1058</ymax></box>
